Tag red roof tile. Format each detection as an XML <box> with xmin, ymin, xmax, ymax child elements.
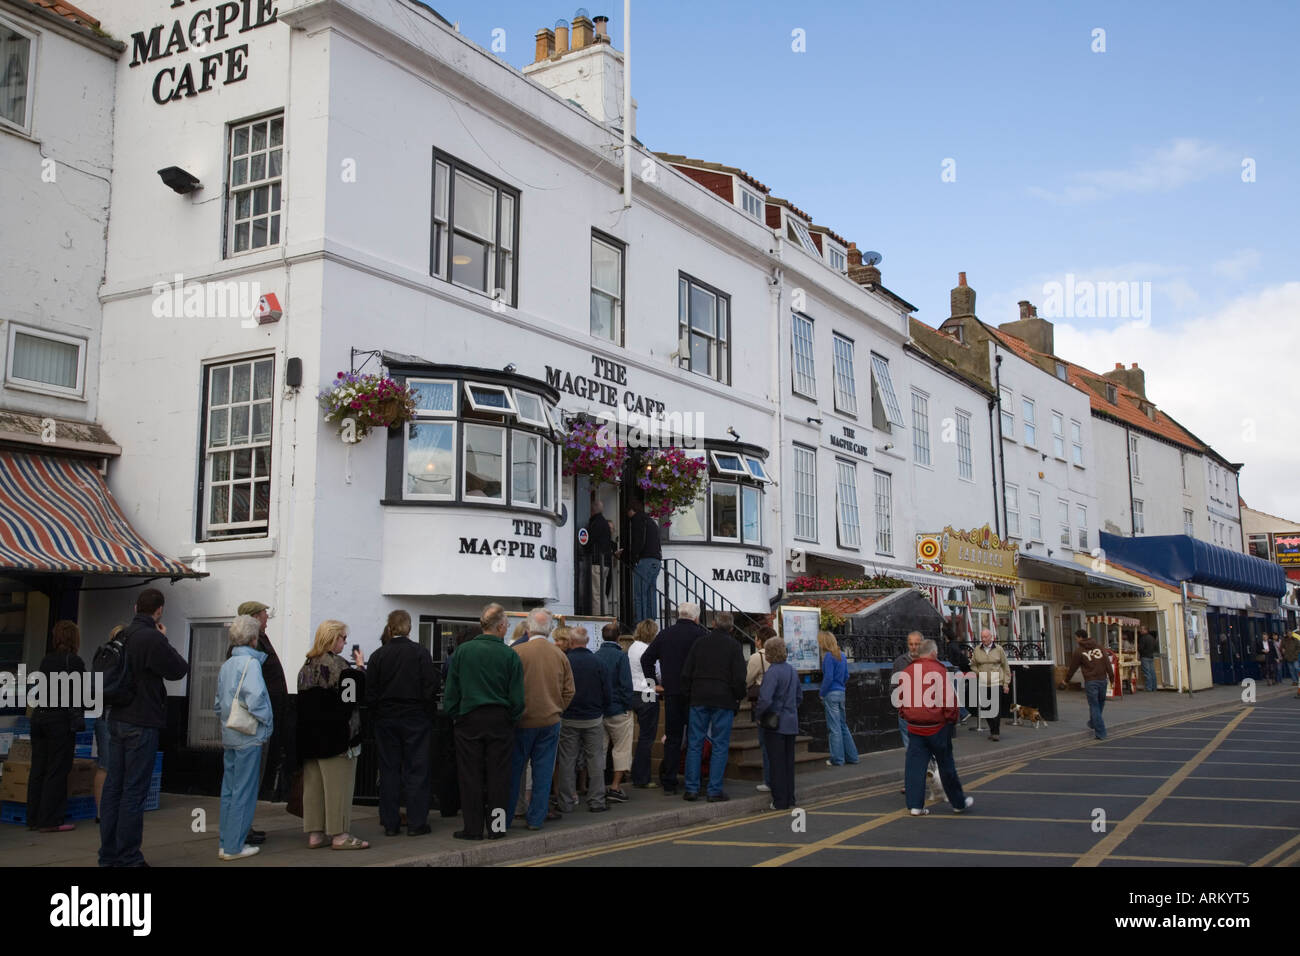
<box><xmin>989</xmin><ymin>327</ymin><xmax>1205</xmax><ymax>452</ymax></box>
<box><xmin>23</xmin><ymin>0</ymin><xmax>100</xmax><ymax>29</ymax></box>
<box><xmin>793</xmin><ymin>594</ymin><xmax>886</xmax><ymax>616</ymax></box>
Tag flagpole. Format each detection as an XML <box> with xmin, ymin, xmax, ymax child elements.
<box><xmin>622</xmin><ymin>0</ymin><xmax>632</xmax><ymax>209</ymax></box>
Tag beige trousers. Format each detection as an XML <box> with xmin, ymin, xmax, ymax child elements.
<box><xmin>603</xmin><ymin>711</ymin><xmax>634</xmax><ymax>773</ymax></box>
<box><xmin>302</xmin><ymin>754</ymin><xmax>357</xmax><ymax>836</ymax></box>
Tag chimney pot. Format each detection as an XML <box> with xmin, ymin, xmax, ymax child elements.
<box><xmin>593</xmin><ymin>15</ymin><xmax>608</xmax><ymax>37</ymax></box>
<box><xmin>1017</xmin><ymin>300</ymin><xmax>1032</xmax><ymax>320</ymax></box>
<box><xmin>958</xmin><ymin>272</ymin><xmax>967</xmax><ymax>287</ymax></box>
<box><xmin>1130</xmin><ymin>362</ymin><xmax>1138</xmax><ymax>370</ymax></box>
<box><xmin>1115</xmin><ymin>363</ymin><xmax>1124</xmax><ymax>370</ymax></box>
<box><xmin>951</xmin><ymin>273</ymin><xmax>976</xmax><ymax>318</ymax></box>
<box><xmin>554</xmin><ymin>20</ymin><xmax>570</xmax><ymax>55</ymax></box>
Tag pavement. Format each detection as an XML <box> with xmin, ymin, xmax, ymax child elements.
<box><xmin>1</xmin><ymin>682</ymin><xmax>1294</xmax><ymax>867</ymax></box>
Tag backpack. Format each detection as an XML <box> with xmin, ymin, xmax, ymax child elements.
<box><xmin>93</xmin><ymin>626</ymin><xmax>136</xmax><ymax>710</ymax></box>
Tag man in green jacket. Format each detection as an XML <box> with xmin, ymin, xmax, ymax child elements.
<box><xmin>444</xmin><ymin>603</ymin><xmax>525</xmax><ymax>841</ymax></box>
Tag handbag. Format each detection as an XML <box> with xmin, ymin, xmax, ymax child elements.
<box><xmin>286</xmin><ymin>768</ymin><xmax>305</xmax><ymax>818</ymax></box>
<box><xmin>758</xmin><ymin>667</ymin><xmax>785</xmax><ymax>730</ymax></box>
<box><xmin>225</xmin><ymin>659</ymin><xmax>260</xmax><ymax>735</ymax></box>
<box><xmin>746</xmin><ymin>653</ymin><xmax>767</xmax><ymax>703</ymax></box>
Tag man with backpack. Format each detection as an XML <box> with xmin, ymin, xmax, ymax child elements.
<box><xmin>98</xmin><ymin>588</ymin><xmax>188</xmax><ymax>867</ymax></box>
<box><xmin>91</xmin><ymin>624</ymin><xmax>127</xmax><ymax>819</ymax></box>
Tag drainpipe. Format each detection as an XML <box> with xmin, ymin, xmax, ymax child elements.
<box><xmin>987</xmin><ymin>398</ymin><xmax>999</xmax><ymax>537</ymax></box>
<box><xmin>993</xmin><ymin>353</ymin><xmax>1008</xmax><ymax>538</ymax></box>
<box><xmin>770</xmin><ymin>264</ymin><xmax>786</xmax><ymax>599</ymax></box>
<box><xmin>1125</xmin><ymin>426</ymin><xmax>1136</xmax><ymax>536</ymax></box>
<box><xmin>622</xmin><ymin>0</ymin><xmax>631</xmax><ymax>209</ymax></box>
<box><xmin>1180</xmin><ymin>581</ymin><xmax>1195</xmax><ymax>696</ymax></box>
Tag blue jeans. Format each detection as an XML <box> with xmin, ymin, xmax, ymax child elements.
<box><xmin>98</xmin><ymin>721</ymin><xmax>159</xmax><ymax>867</ymax></box>
<box><xmin>632</xmin><ymin>558</ymin><xmax>661</xmax><ymax>623</ymax></box>
<box><xmin>685</xmin><ymin>706</ymin><xmax>734</xmax><ymax>797</ymax></box>
<box><xmin>822</xmin><ymin>690</ymin><xmax>859</xmax><ymax>765</ymax></box>
<box><xmin>904</xmin><ymin>724</ymin><xmax>966</xmax><ymax>811</ymax></box>
<box><xmin>508</xmin><ymin>722</ymin><xmax>561</xmax><ymax>828</ymax></box>
<box><xmin>1140</xmin><ymin>657</ymin><xmax>1157</xmax><ymax>691</ymax></box>
<box><xmin>219</xmin><ymin>745</ymin><xmax>261</xmax><ymax>854</ymax></box>
<box><xmin>1085</xmin><ymin>680</ymin><xmax>1108</xmax><ymax>739</ymax></box>
<box><xmin>897</xmin><ymin>714</ymin><xmax>909</xmax><ymax>751</ymax></box>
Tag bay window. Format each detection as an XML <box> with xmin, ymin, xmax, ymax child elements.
<box><xmin>670</xmin><ymin>447</ymin><xmax>769</xmax><ymax>547</ymax></box>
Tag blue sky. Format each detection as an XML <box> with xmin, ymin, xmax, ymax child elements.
<box><xmin>439</xmin><ymin>0</ymin><xmax>1300</xmax><ymax>518</ymax></box>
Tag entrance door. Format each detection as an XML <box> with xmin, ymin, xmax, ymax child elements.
<box><xmin>1061</xmin><ymin>611</ymin><xmax>1085</xmax><ymax>663</ymax></box>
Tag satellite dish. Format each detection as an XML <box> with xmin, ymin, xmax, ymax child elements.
<box><xmin>862</xmin><ymin>250</ymin><xmax>883</xmax><ymax>266</ymax></box>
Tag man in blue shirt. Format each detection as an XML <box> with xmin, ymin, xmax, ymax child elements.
<box><xmin>555</xmin><ymin>629</ymin><xmax>613</xmax><ymax>812</ymax></box>
<box><xmin>595</xmin><ymin>623</ymin><xmax>635</xmax><ymax>803</ymax></box>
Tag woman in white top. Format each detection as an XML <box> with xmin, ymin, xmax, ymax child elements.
<box><xmin>627</xmin><ymin>620</ymin><xmax>660</xmax><ymax>789</ymax></box>
<box><xmin>747</xmin><ymin>626</ymin><xmax>777</xmax><ymax>793</ymax></box>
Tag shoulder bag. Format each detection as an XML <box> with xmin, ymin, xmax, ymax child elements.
<box><xmin>746</xmin><ymin>652</ymin><xmax>767</xmax><ymax>703</ymax></box>
<box><xmin>759</xmin><ymin>667</ymin><xmax>784</xmax><ymax>730</ymax></box>
<box><xmin>226</xmin><ymin>659</ymin><xmax>259</xmax><ymax>735</ymax></box>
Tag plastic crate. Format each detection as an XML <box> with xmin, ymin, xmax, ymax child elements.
<box><xmin>154</xmin><ymin>752</ymin><xmax>163</xmax><ymax>773</ymax></box>
<box><xmin>1</xmin><ymin>801</ymin><xmax>25</xmax><ymax>825</ymax></box>
<box><xmin>66</xmin><ymin>795</ymin><xmax>96</xmax><ymax>821</ymax></box>
<box><xmin>14</xmin><ymin>717</ymin><xmax>30</xmax><ymax>735</ymax></box>
<box><xmin>74</xmin><ymin>745</ymin><xmax>93</xmax><ymax>759</ymax></box>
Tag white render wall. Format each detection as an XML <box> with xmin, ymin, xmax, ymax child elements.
<box><xmin>0</xmin><ymin>4</ymin><xmax>118</xmax><ymax>423</ymax></box>
<box><xmin>989</xmin><ymin>342</ymin><xmax>1099</xmax><ymax>557</ymax></box>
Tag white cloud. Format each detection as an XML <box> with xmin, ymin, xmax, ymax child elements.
<box><xmin>1211</xmin><ymin>248</ymin><xmax>1261</xmax><ymax>280</ymax></box>
<box><xmin>1028</xmin><ymin>139</ymin><xmax>1238</xmax><ymax>204</ymax></box>
<box><xmin>1054</xmin><ymin>282</ymin><xmax>1300</xmax><ymax>520</ymax></box>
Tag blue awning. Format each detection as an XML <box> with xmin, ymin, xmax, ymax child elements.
<box><xmin>1099</xmin><ymin>532</ymin><xmax>1286</xmax><ymax>599</ymax></box>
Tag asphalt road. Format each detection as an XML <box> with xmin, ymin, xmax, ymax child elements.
<box><xmin>512</xmin><ymin>697</ymin><xmax>1300</xmax><ymax>868</ymax></box>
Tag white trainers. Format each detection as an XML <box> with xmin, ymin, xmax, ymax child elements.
<box><xmin>953</xmin><ymin>797</ymin><xmax>975</xmax><ymax>814</ymax></box>
<box><xmin>756</xmin><ymin>784</ymin><xmax>771</xmax><ymax>792</ymax></box>
<box><xmin>218</xmin><ymin>844</ymin><xmax>261</xmax><ymax>861</ymax></box>
<box><xmin>909</xmin><ymin>808</ymin><xmax>930</xmax><ymax>816</ymax></box>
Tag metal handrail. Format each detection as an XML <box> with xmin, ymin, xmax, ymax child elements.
<box><xmin>657</xmin><ymin>557</ymin><xmax>769</xmax><ymax>642</ymax></box>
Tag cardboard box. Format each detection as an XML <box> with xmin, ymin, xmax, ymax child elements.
<box><xmin>67</xmin><ymin>759</ymin><xmax>96</xmax><ymax>797</ymax></box>
<box><xmin>7</xmin><ymin>738</ymin><xmax>31</xmax><ymax>763</ymax></box>
<box><xmin>0</xmin><ymin>762</ymin><xmax>30</xmax><ymax>803</ymax></box>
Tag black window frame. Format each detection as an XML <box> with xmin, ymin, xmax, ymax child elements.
<box><xmin>590</xmin><ymin>228</ymin><xmax>626</xmax><ymax>347</ymax></box>
<box><xmin>677</xmin><ymin>271</ymin><xmax>732</xmax><ymax>385</ymax></box>
<box><xmin>430</xmin><ymin>148</ymin><xmax>521</xmax><ymax>307</ymax></box>
<box><xmin>195</xmin><ymin>354</ymin><xmax>276</xmax><ymax>542</ymax></box>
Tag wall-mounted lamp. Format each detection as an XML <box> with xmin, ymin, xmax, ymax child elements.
<box><xmin>806</xmin><ymin>417</ymin><xmax>823</xmax><ymax>425</ymax></box>
<box><xmin>157</xmin><ymin>166</ymin><xmax>201</xmax><ymax>194</ymax></box>
<box><xmin>881</xmin><ymin>443</ymin><xmax>894</xmax><ymax>451</ymax></box>
<box><xmin>727</xmin><ymin>427</ymin><xmax>740</xmax><ymax>440</ymax></box>
<box><xmin>503</xmin><ymin>363</ymin><xmax>517</xmax><ymax>373</ymax></box>
<box><xmin>1041</xmin><ymin>453</ymin><xmax>1048</xmax><ymax>461</ymax></box>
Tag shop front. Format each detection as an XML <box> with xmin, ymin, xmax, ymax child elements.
<box><xmin>1097</xmin><ymin>532</ymin><xmax>1287</xmax><ymax>688</ymax></box>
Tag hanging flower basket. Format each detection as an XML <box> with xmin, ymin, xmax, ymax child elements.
<box><xmin>318</xmin><ymin>372</ymin><xmax>418</xmax><ymax>440</ymax></box>
<box><xmin>637</xmin><ymin>447</ymin><xmax>708</xmax><ymax>527</ymax></box>
<box><xmin>562</xmin><ymin>418</ymin><xmax>627</xmax><ymax>486</ymax></box>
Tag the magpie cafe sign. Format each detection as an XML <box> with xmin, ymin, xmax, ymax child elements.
<box><xmin>459</xmin><ymin>519</ymin><xmax>557</xmax><ymax>563</ymax></box>
<box><xmin>544</xmin><ymin>355</ymin><xmax>667</xmax><ymax>419</ymax></box>
<box><xmin>130</xmin><ymin>0</ymin><xmax>280</xmax><ymax>105</ymax></box>
<box><xmin>826</xmin><ymin>422</ymin><xmax>870</xmax><ymax>462</ymax></box>
<box><xmin>712</xmin><ymin>553</ymin><xmax>771</xmax><ymax>586</ymax></box>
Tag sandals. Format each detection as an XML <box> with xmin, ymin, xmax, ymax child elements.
<box><xmin>330</xmin><ymin>835</ymin><xmax>369</xmax><ymax>851</ymax></box>
<box><xmin>38</xmin><ymin>824</ymin><xmax>76</xmax><ymax>833</ymax></box>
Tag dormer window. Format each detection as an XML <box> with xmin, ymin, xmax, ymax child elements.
<box><xmin>1141</xmin><ymin>401</ymin><xmax>1156</xmax><ymax>421</ymax></box>
<box><xmin>787</xmin><ymin>218</ymin><xmax>820</xmax><ymax>256</ymax></box>
<box><xmin>828</xmin><ymin>246</ymin><xmax>846</xmax><ymax>272</ymax></box>
<box><xmin>739</xmin><ymin>187</ymin><xmax>764</xmax><ymax>222</ymax></box>
<box><xmin>1105</xmin><ymin>383</ymin><xmax>1118</xmax><ymax>404</ymax></box>
<box><xmin>1055</xmin><ymin>362</ymin><xmax>1067</xmax><ymax>381</ymax></box>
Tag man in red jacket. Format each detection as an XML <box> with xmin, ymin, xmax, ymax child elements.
<box><xmin>896</xmin><ymin>640</ymin><xmax>974</xmax><ymax>817</ymax></box>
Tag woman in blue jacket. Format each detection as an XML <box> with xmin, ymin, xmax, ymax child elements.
<box><xmin>818</xmin><ymin>630</ymin><xmax>859</xmax><ymax>766</ymax></box>
<box><xmin>214</xmin><ymin>615</ymin><xmax>274</xmax><ymax>861</ymax></box>
<box><xmin>755</xmin><ymin>637</ymin><xmax>801</xmax><ymax>811</ymax></box>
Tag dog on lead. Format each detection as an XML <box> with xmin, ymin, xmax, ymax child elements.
<box><xmin>1012</xmin><ymin>704</ymin><xmax>1044</xmax><ymax>729</ymax></box>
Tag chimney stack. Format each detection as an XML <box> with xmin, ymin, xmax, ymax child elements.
<box><xmin>554</xmin><ymin>19</ymin><xmax>570</xmax><ymax>55</ymax></box>
<box><xmin>846</xmin><ymin>242</ymin><xmax>881</xmax><ymax>286</ymax></box>
<box><xmin>1102</xmin><ymin>361</ymin><xmax>1146</xmax><ymax>399</ymax></box>
<box><xmin>572</xmin><ymin>13</ymin><xmax>594</xmax><ymax>50</ymax></box>
<box><xmin>950</xmin><ymin>272</ymin><xmax>976</xmax><ymax>318</ymax></box>
<box><xmin>997</xmin><ymin>298</ymin><xmax>1054</xmax><ymax>356</ymax></box>
<box><xmin>1018</xmin><ymin>300</ymin><xmax>1032</xmax><ymax>320</ymax></box>
<box><xmin>534</xmin><ymin>28</ymin><xmax>556</xmax><ymax>63</ymax></box>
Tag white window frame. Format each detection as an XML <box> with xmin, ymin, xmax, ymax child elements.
<box><xmin>512</xmin><ymin>390</ymin><xmax>548</xmax><ymax>428</ymax></box>
<box><xmin>668</xmin><ymin>449</ymin><xmax>709</xmax><ymax>541</ymax></box>
<box><xmin>227</xmin><ymin>113</ymin><xmax>285</xmax><ymax>257</ymax></box>
<box><xmin>911</xmin><ymin>389</ymin><xmax>931</xmax><ymax>466</ymax></box>
<box><xmin>462</xmin><ymin>423</ymin><xmax>507</xmax><ymax>504</ymax></box>
<box><xmin>1051</xmin><ymin>411</ymin><xmax>1065</xmax><ymax>459</ymax></box>
<box><xmin>1133</xmin><ymin>499</ymin><xmax>1145</xmax><ymax>534</ymax></box>
<box><xmin>1180</xmin><ymin>453</ymin><xmax>1188</xmax><ymax>491</ymax></box>
<box><xmin>0</xmin><ymin>13</ymin><xmax>37</xmax><ymax>135</ymax></box>
<box><xmin>793</xmin><ymin>444</ymin><xmax>817</xmax><ymax>542</ymax></box>
<box><xmin>1130</xmin><ymin>434</ymin><xmax>1142</xmax><ymax>480</ymax></box>
<box><xmin>741</xmin><ymin>485</ymin><xmax>762</xmax><ymax>546</ymax></box>
<box><xmin>202</xmin><ymin>356</ymin><xmax>275</xmax><ymax>538</ymax></box>
<box><xmin>873</xmin><ymin>469</ymin><xmax>893</xmax><ymax>555</ymax></box>
<box><xmin>956</xmin><ymin>409</ymin><xmax>973</xmax><ymax>481</ymax></box>
<box><xmin>711</xmin><ymin>482</ymin><xmax>741</xmax><ymax>543</ymax></box>
<box><xmin>739</xmin><ymin>187</ymin><xmax>764</xmax><ymax>221</ymax></box>
<box><xmin>1022</xmin><ymin>397</ymin><xmax>1037</xmax><ymax>447</ymax></box>
<box><xmin>464</xmin><ymin>381</ymin><xmax>518</xmax><ymax>415</ymax></box>
<box><xmin>404</xmin><ymin>419</ymin><xmax>457</xmax><ymax>502</ymax></box>
<box><xmin>1184</xmin><ymin>509</ymin><xmax>1195</xmax><ymax>536</ymax></box>
<box><xmin>791</xmin><ymin>313</ymin><xmax>817</xmax><ymax>399</ymax></box>
<box><xmin>831</xmin><ymin>332</ymin><xmax>856</xmax><ymax>415</ymax></box>
<box><xmin>828</xmin><ymin>246</ymin><xmax>846</xmax><ymax>272</ymax></box>
<box><xmin>1000</xmin><ymin>386</ymin><xmax>1015</xmax><ymax>438</ymax></box>
<box><xmin>870</xmin><ymin>353</ymin><xmax>905</xmax><ymax>428</ymax></box>
<box><xmin>1058</xmin><ymin>498</ymin><xmax>1070</xmax><ymax>548</ymax></box>
<box><xmin>710</xmin><ymin>451</ymin><xmax>749</xmax><ymax>478</ymax></box>
<box><xmin>432</xmin><ymin>151</ymin><xmax>520</xmax><ymax>305</ymax></box>
<box><xmin>1027</xmin><ymin>490</ymin><xmax>1042</xmax><ymax>542</ymax></box>
<box><xmin>1071</xmin><ymin>419</ymin><xmax>1084</xmax><ymax>467</ymax></box>
<box><xmin>1055</xmin><ymin>362</ymin><xmax>1067</xmax><ymax>381</ymax></box>
<box><xmin>1076</xmin><ymin>505</ymin><xmax>1087</xmax><ymax>550</ymax></box>
<box><xmin>407</xmin><ymin>378</ymin><xmax>457</xmax><ymax>417</ymax></box>
<box><xmin>5</xmin><ymin>324</ymin><xmax>86</xmax><ymax>397</ymax></box>
<box><xmin>1005</xmin><ymin>484</ymin><xmax>1020</xmax><ymax>538</ymax></box>
<box><xmin>744</xmin><ymin>457</ymin><xmax>771</xmax><ymax>483</ymax></box>
<box><xmin>835</xmin><ymin>459</ymin><xmax>862</xmax><ymax>550</ymax></box>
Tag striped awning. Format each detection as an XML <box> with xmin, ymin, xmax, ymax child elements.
<box><xmin>0</xmin><ymin>451</ymin><xmax>203</xmax><ymax>579</ymax></box>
